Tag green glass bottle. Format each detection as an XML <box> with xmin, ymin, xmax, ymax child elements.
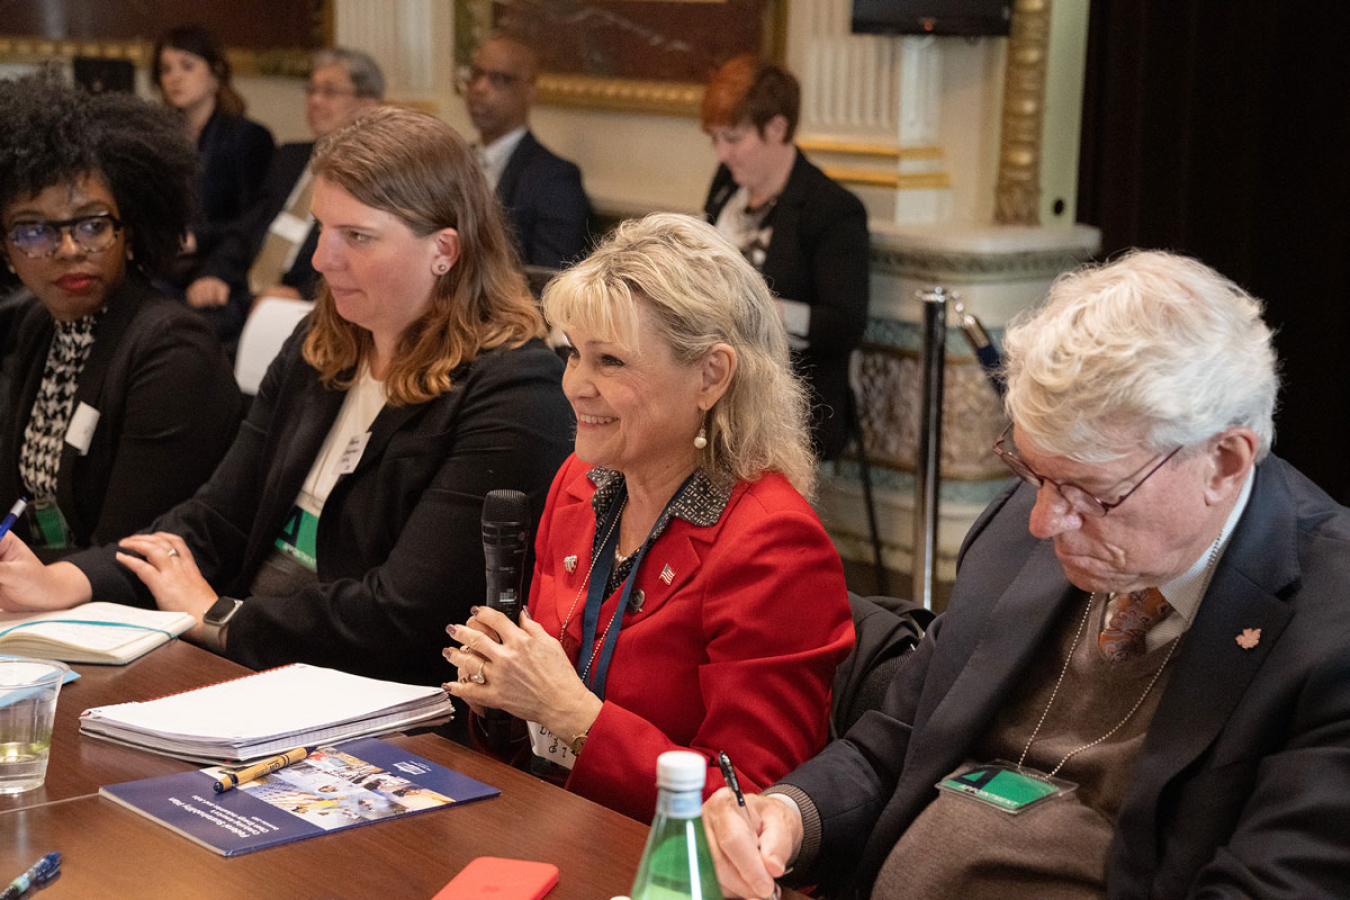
<box><xmin>630</xmin><ymin>751</ymin><xmax>724</xmax><ymax>900</ymax></box>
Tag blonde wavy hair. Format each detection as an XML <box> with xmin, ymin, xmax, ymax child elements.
<box><xmin>304</xmin><ymin>106</ymin><xmax>544</xmax><ymax>405</ymax></box>
<box><xmin>542</xmin><ymin>213</ymin><xmax>816</xmax><ymax>496</ymax></box>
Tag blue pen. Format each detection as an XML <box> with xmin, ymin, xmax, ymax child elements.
<box><xmin>0</xmin><ymin>498</ymin><xmax>28</xmax><ymax>542</ymax></box>
<box><xmin>0</xmin><ymin>851</ymin><xmax>61</xmax><ymax>900</ymax></box>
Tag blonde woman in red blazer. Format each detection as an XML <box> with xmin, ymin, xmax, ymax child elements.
<box><xmin>445</xmin><ymin>213</ymin><xmax>854</xmax><ymax>821</ymax></box>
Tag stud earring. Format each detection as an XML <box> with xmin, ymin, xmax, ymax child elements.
<box><xmin>433</xmin><ymin>261</ymin><xmax>450</xmax><ymax>275</ymax></box>
<box><xmin>694</xmin><ymin>426</ymin><xmax>708</xmax><ymax>450</ymax></box>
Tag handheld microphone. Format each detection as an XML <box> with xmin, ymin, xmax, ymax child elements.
<box><xmin>482</xmin><ymin>489</ymin><xmax>530</xmax><ymax>623</ymax></box>
<box><xmin>954</xmin><ymin>301</ymin><xmax>1006</xmax><ymax>399</ymax></box>
<box><xmin>480</xmin><ymin>490</ymin><xmax>530</xmax><ymax>745</ymax></box>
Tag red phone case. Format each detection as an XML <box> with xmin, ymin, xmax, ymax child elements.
<box><xmin>433</xmin><ymin>857</ymin><xmax>560</xmax><ymax>900</ymax></box>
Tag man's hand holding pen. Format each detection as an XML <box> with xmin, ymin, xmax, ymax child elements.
<box><xmin>705</xmin><ymin>757</ymin><xmax>798</xmax><ymax>900</ymax></box>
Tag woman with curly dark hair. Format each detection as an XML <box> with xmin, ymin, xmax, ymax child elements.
<box><xmin>0</xmin><ymin>75</ymin><xmax>242</xmax><ymax>560</ymax></box>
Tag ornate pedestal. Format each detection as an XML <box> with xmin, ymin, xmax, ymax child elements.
<box><xmin>817</xmin><ymin>222</ymin><xmax>1099</xmax><ymax>597</ymax></box>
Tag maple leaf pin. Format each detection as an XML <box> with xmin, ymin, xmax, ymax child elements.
<box><xmin>1236</xmin><ymin>628</ymin><xmax>1261</xmax><ymax>650</ymax></box>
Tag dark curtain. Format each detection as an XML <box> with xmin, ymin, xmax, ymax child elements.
<box><xmin>1078</xmin><ymin>1</ymin><xmax>1350</xmax><ymax>502</ymax></box>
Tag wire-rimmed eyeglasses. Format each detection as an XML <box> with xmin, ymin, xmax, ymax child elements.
<box><xmin>993</xmin><ymin>422</ymin><xmax>1182</xmax><ymax>517</ymax></box>
<box><xmin>5</xmin><ymin>213</ymin><xmax>124</xmax><ymax>259</ymax></box>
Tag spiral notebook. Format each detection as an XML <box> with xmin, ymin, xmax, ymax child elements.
<box><xmin>79</xmin><ymin>663</ymin><xmax>456</xmax><ymax>763</ymax></box>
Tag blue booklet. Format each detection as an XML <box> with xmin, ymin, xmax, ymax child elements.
<box><xmin>100</xmin><ymin>737</ymin><xmax>499</xmax><ymax>856</ymax></box>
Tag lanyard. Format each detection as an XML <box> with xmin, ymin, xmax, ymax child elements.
<box><xmin>577</xmin><ymin>476</ymin><xmax>692</xmax><ymax>701</ymax></box>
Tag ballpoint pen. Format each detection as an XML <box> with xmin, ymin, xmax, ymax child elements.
<box><xmin>213</xmin><ymin>746</ymin><xmax>310</xmax><ymax>793</ymax></box>
<box><xmin>0</xmin><ymin>498</ymin><xmax>28</xmax><ymax>542</ymax></box>
<box><xmin>717</xmin><ymin>751</ymin><xmax>748</xmax><ymax>811</ymax></box>
<box><xmin>0</xmin><ymin>851</ymin><xmax>60</xmax><ymax>900</ymax></box>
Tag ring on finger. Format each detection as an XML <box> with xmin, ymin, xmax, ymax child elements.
<box><xmin>470</xmin><ymin>660</ymin><xmax>487</xmax><ymax>685</ymax></box>
<box><xmin>167</xmin><ymin>548</ymin><xmax>180</xmax><ymax>558</ymax></box>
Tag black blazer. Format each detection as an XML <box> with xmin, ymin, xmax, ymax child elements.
<box><xmin>192</xmin><ymin>110</ymin><xmax>276</xmax><ymax>258</ymax></box>
<box><xmin>0</xmin><ymin>277</ymin><xmax>242</xmax><ymax>558</ymax></box>
<box><xmin>201</xmin><ymin>142</ymin><xmax>322</xmax><ymax>300</ymax></box>
<box><xmin>69</xmin><ymin>326</ymin><xmax>575</xmax><ymax>690</ymax></box>
<box><xmin>497</xmin><ymin>131</ymin><xmax>591</xmax><ymax>269</ymax></box>
<box><xmin>782</xmin><ymin>456</ymin><xmax>1350</xmax><ymax>899</ymax></box>
<box><xmin>704</xmin><ymin>150</ymin><xmax>870</xmax><ymax>460</ymax></box>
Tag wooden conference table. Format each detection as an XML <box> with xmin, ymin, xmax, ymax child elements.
<box><xmin>1</xmin><ymin>641</ymin><xmax>803</xmax><ymax>899</ymax></box>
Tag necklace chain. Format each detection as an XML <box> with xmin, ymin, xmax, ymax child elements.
<box><xmin>558</xmin><ymin>496</ymin><xmax>626</xmax><ymax>682</ymax></box>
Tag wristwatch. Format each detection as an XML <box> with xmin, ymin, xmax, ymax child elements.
<box><xmin>200</xmin><ymin>596</ymin><xmax>243</xmax><ymax>653</ymax></box>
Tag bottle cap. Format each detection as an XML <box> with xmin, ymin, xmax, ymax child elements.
<box><xmin>656</xmin><ymin>750</ymin><xmax>707</xmax><ymax>792</ymax></box>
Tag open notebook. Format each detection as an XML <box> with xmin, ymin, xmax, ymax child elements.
<box><xmin>79</xmin><ymin>663</ymin><xmax>456</xmax><ymax>763</ymax></box>
<box><xmin>0</xmin><ymin>602</ymin><xmax>195</xmax><ymax>664</ymax></box>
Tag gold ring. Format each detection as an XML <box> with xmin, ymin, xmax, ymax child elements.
<box><xmin>167</xmin><ymin>548</ymin><xmax>179</xmax><ymax>558</ymax></box>
<box><xmin>470</xmin><ymin>660</ymin><xmax>487</xmax><ymax>685</ymax></box>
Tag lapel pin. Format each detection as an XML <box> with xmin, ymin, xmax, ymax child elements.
<box><xmin>1236</xmin><ymin>628</ymin><xmax>1261</xmax><ymax>650</ymax></box>
<box><xmin>660</xmin><ymin>564</ymin><xmax>674</xmax><ymax>585</ymax></box>
<box><xmin>563</xmin><ymin>555</ymin><xmax>577</xmax><ymax>574</ymax></box>
<box><xmin>629</xmin><ymin>589</ymin><xmax>645</xmax><ymax>613</ymax></box>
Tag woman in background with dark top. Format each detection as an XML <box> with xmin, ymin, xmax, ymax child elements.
<box><xmin>0</xmin><ymin>76</ymin><xmax>242</xmax><ymax>561</ymax></box>
<box><xmin>154</xmin><ymin>24</ymin><xmax>275</xmax><ymax>343</ymax></box>
<box><xmin>0</xmin><ymin>107</ymin><xmax>574</xmax><ymax>709</ymax></box>
<box><xmin>445</xmin><ymin>213</ymin><xmax>853</xmax><ymax>820</ymax></box>
<box><xmin>702</xmin><ymin>56</ymin><xmax>870</xmax><ymax>461</ymax></box>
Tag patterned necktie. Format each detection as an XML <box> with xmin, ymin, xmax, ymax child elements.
<box><xmin>1098</xmin><ymin>588</ymin><xmax>1171</xmax><ymax>662</ymax></box>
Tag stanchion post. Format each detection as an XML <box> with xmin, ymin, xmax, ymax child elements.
<box><xmin>913</xmin><ymin>287</ymin><xmax>952</xmax><ymax>610</ymax></box>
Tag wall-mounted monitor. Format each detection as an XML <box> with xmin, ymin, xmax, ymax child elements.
<box><xmin>851</xmin><ymin>0</ymin><xmax>1012</xmax><ymax>37</ymax></box>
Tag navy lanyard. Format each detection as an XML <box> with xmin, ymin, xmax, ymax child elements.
<box><xmin>577</xmin><ymin>476</ymin><xmax>693</xmax><ymax>701</ymax></box>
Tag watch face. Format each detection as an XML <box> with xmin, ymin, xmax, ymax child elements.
<box><xmin>205</xmin><ymin>597</ymin><xmax>240</xmax><ymax>625</ymax></box>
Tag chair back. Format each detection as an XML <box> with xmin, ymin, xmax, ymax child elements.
<box><xmin>234</xmin><ymin>296</ymin><xmax>313</xmax><ymax>395</ymax></box>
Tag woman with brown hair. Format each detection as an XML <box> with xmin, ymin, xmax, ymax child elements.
<box><xmin>154</xmin><ymin>24</ymin><xmax>275</xmax><ymax>341</ymax></box>
<box><xmin>0</xmin><ymin>107</ymin><xmax>574</xmax><ymax>699</ymax></box>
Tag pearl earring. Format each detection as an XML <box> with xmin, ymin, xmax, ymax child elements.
<box><xmin>694</xmin><ymin>426</ymin><xmax>708</xmax><ymax>450</ymax></box>
<box><xmin>433</xmin><ymin>261</ymin><xmax>449</xmax><ymax>275</ymax></box>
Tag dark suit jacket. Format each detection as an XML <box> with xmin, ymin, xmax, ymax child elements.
<box><xmin>201</xmin><ymin>142</ymin><xmax>321</xmax><ymax>300</ymax></box>
<box><xmin>0</xmin><ymin>277</ymin><xmax>242</xmax><ymax>558</ymax></box>
<box><xmin>704</xmin><ymin>150</ymin><xmax>870</xmax><ymax>460</ymax></box>
<box><xmin>782</xmin><ymin>456</ymin><xmax>1350</xmax><ymax>899</ymax></box>
<box><xmin>497</xmin><ymin>131</ymin><xmax>591</xmax><ymax>269</ymax></box>
<box><xmin>192</xmin><ymin>110</ymin><xmax>275</xmax><ymax>257</ymax></box>
<box><xmin>69</xmin><ymin>327</ymin><xmax>574</xmax><ymax>691</ymax></box>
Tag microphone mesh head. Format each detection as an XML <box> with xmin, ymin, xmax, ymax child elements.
<box><xmin>483</xmin><ymin>489</ymin><xmax>530</xmax><ymax>525</ymax></box>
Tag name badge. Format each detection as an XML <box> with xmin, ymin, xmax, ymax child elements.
<box><xmin>65</xmin><ymin>402</ymin><xmax>100</xmax><ymax>455</ymax></box>
<box><xmin>935</xmin><ymin>761</ymin><xmax>1078</xmax><ymax>815</ymax></box>
<box><xmin>336</xmin><ymin>432</ymin><xmax>371</xmax><ymax>475</ymax></box>
<box><xmin>269</xmin><ymin>210</ymin><xmax>312</xmax><ymax>244</ymax></box>
<box><xmin>527</xmin><ymin>720</ymin><xmax>578</xmax><ymax>771</ymax></box>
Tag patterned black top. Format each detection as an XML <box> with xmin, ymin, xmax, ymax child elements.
<box><xmin>588</xmin><ymin>466</ymin><xmax>733</xmax><ymax>595</ymax></box>
<box><xmin>19</xmin><ymin>312</ymin><xmax>102</xmax><ymax>502</ymax></box>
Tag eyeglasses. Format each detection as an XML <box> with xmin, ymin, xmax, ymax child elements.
<box><xmin>306</xmin><ymin>84</ymin><xmax>357</xmax><ymax>99</ymax></box>
<box><xmin>5</xmin><ymin>213</ymin><xmax>124</xmax><ymax>259</ymax></box>
<box><xmin>457</xmin><ymin>65</ymin><xmax>521</xmax><ymax>90</ymax></box>
<box><xmin>993</xmin><ymin>422</ymin><xmax>1182</xmax><ymax>517</ymax></box>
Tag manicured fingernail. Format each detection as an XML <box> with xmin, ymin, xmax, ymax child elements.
<box><xmin>521</xmin><ymin>607</ymin><xmax>532</xmax><ymax>621</ymax></box>
<box><xmin>445</xmin><ymin>623</ymin><xmax>457</xmax><ymax>637</ymax></box>
<box><xmin>470</xmin><ymin>606</ymin><xmax>481</xmax><ymax>616</ymax></box>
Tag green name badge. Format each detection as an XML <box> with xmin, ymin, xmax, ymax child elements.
<box><xmin>936</xmin><ymin>762</ymin><xmax>1078</xmax><ymax>815</ymax></box>
<box><xmin>273</xmin><ymin>505</ymin><xmax>319</xmax><ymax>572</ymax></box>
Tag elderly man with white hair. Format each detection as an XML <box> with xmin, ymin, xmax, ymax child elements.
<box><xmin>704</xmin><ymin>249</ymin><xmax>1350</xmax><ymax>899</ymax></box>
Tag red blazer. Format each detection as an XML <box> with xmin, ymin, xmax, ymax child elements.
<box><xmin>528</xmin><ymin>454</ymin><xmax>854</xmax><ymax>821</ymax></box>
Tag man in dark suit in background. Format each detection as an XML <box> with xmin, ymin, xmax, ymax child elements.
<box><xmin>463</xmin><ymin>34</ymin><xmax>590</xmax><ymax>270</ymax></box>
<box><xmin>186</xmin><ymin>47</ymin><xmax>384</xmax><ymax>308</ymax></box>
<box><xmin>704</xmin><ymin>251</ymin><xmax>1350</xmax><ymax>899</ymax></box>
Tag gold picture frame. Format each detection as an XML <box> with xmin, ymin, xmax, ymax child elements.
<box><xmin>454</xmin><ymin>0</ymin><xmax>785</xmax><ymax>117</ymax></box>
<box><xmin>0</xmin><ymin>2</ymin><xmax>330</xmax><ymax>78</ymax></box>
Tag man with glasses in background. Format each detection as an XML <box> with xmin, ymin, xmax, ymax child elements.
<box><xmin>703</xmin><ymin>250</ymin><xmax>1350</xmax><ymax>899</ymax></box>
<box><xmin>186</xmin><ymin>47</ymin><xmax>384</xmax><ymax>310</ymax></box>
<box><xmin>462</xmin><ymin>33</ymin><xmax>590</xmax><ymax>270</ymax></box>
